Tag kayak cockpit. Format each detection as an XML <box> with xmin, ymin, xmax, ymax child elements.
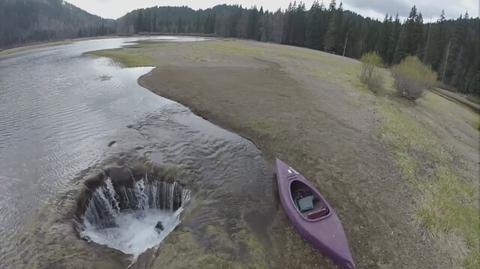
<box><xmin>290</xmin><ymin>180</ymin><xmax>330</xmax><ymax>221</ymax></box>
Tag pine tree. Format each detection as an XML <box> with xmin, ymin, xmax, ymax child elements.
<box><xmin>324</xmin><ymin>0</ymin><xmax>337</xmax><ymax>52</ymax></box>
<box><xmin>271</xmin><ymin>9</ymin><xmax>284</xmax><ymax>43</ymax></box>
<box><xmin>429</xmin><ymin>10</ymin><xmax>447</xmax><ymax>70</ymax></box>
<box><xmin>447</xmin><ymin>13</ymin><xmax>469</xmax><ymax>89</ymax></box>
<box><xmin>306</xmin><ymin>0</ymin><xmax>323</xmax><ymax>49</ymax></box>
<box><xmin>386</xmin><ymin>14</ymin><xmax>401</xmax><ymax>64</ymax></box>
<box><xmin>376</xmin><ymin>14</ymin><xmax>392</xmax><ymax>61</ymax></box>
<box><xmin>247</xmin><ymin>7</ymin><xmax>259</xmax><ymax>40</ymax></box>
<box><xmin>334</xmin><ymin>2</ymin><xmax>345</xmax><ymax>53</ymax></box>
<box><xmin>463</xmin><ymin>14</ymin><xmax>479</xmax><ymax>94</ymax></box>
<box><xmin>440</xmin><ymin>14</ymin><xmax>461</xmax><ymax>83</ymax></box>
<box><xmin>152</xmin><ymin>11</ymin><xmax>157</xmax><ymax>32</ymax></box>
<box><xmin>292</xmin><ymin>2</ymin><xmax>307</xmax><ymax>46</ymax></box>
<box><xmin>414</xmin><ymin>12</ymin><xmax>424</xmax><ymax>55</ymax></box>
<box><xmin>134</xmin><ymin>10</ymin><xmax>144</xmax><ymax>33</ymax></box>
<box><xmin>177</xmin><ymin>17</ymin><xmax>184</xmax><ymax>33</ymax></box>
<box><xmin>394</xmin><ymin>5</ymin><xmax>423</xmax><ymax>63</ymax></box>
<box><xmin>282</xmin><ymin>2</ymin><xmax>294</xmax><ymax>44</ymax></box>
<box><xmin>258</xmin><ymin>7</ymin><xmax>266</xmax><ymax>41</ymax></box>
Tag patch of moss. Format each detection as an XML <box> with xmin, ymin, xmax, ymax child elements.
<box><xmin>417</xmin><ymin>167</ymin><xmax>479</xmax><ymax>269</ymax></box>
<box><xmin>186</xmin><ymin>46</ymin><xmax>209</xmax><ymax>62</ymax></box>
<box><xmin>232</xmin><ymin>228</ymin><xmax>268</xmax><ymax>269</ymax></box>
<box><xmin>421</xmin><ymin>92</ymin><xmax>480</xmax><ymax>132</ymax></box>
<box><xmin>85</xmin><ymin>47</ymin><xmax>155</xmax><ymax>67</ymax></box>
<box><xmin>377</xmin><ymin>101</ymin><xmax>438</xmax><ymax>155</ymax></box>
<box><xmin>249</xmin><ymin>120</ymin><xmax>273</xmax><ymax>130</ymax></box>
<box><xmin>275</xmin><ymin>45</ymin><xmax>337</xmax><ymax>64</ymax></box>
<box><xmin>195</xmin><ymin>40</ymin><xmax>266</xmax><ymax>57</ymax></box>
<box><xmin>204</xmin><ymin>224</ymin><xmax>236</xmax><ymax>258</ymax></box>
<box><xmin>152</xmin><ymin>230</ymin><xmax>234</xmax><ymax>269</ymax></box>
<box><xmin>464</xmin><ymin>252</ymin><xmax>480</xmax><ymax>269</ymax></box>
<box><xmin>248</xmin><ymin>120</ymin><xmax>276</xmax><ymax>137</ymax></box>
<box><xmin>127</xmin><ymin>40</ymin><xmax>175</xmax><ymax>49</ymax></box>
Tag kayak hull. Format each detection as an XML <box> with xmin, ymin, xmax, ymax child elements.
<box><xmin>275</xmin><ymin>159</ymin><xmax>355</xmax><ymax>269</ymax></box>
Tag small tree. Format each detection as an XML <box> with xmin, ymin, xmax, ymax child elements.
<box><xmin>359</xmin><ymin>51</ymin><xmax>384</xmax><ymax>93</ymax></box>
<box><xmin>392</xmin><ymin>56</ymin><xmax>437</xmax><ymax>100</ymax></box>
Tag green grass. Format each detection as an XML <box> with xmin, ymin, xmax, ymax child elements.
<box><xmin>232</xmin><ymin>227</ymin><xmax>268</xmax><ymax>268</ymax></box>
<box><xmin>248</xmin><ymin>120</ymin><xmax>276</xmax><ymax>137</ymax></box>
<box><xmin>0</xmin><ymin>40</ymin><xmax>73</xmax><ymax>57</ymax></box>
<box><xmin>376</xmin><ymin>98</ymin><xmax>479</xmax><ymax>268</ymax></box>
<box><xmin>363</xmin><ymin>67</ymin><xmax>480</xmax><ymax>268</ymax></box>
<box><xmin>198</xmin><ymin>40</ymin><xmax>266</xmax><ymax>56</ymax></box>
<box><xmin>274</xmin><ymin>43</ymin><xmax>339</xmax><ymax>65</ymax></box>
<box><xmin>421</xmin><ymin>92</ymin><xmax>480</xmax><ymax>132</ymax></box>
<box><xmin>85</xmin><ymin>47</ymin><xmax>155</xmax><ymax>67</ymax></box>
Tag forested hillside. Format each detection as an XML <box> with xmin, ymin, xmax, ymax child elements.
<box><xmin>117</xmin><ymin>2</ymin><xmax>479</xmax><ymax>94</ymax></box>
<box><xmin>0</xmin><ymin>0</ymin><xmax>115</xmax><ymax>48</ymax></box>
<box><xmin>1</xmin><ymin>0</ymin><xmax>477</xmax><ymax>93</ymax></box>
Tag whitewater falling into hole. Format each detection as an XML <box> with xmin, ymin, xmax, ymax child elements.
<box><xmin>79</xmin><ymin>175</ymin><xmax>190</xmax><ymax>258</ymax></box>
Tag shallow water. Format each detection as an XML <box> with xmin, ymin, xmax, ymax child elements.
<box><xmin>0</xmin><ymin>36</ymin><xmax>272</xmax><ymax>267</ymax></box>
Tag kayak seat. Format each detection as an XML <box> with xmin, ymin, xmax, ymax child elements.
<box><xmin>297</xmin><ymin>195</ymin><xmax>314</xmax><ymax>212</ymax></box>
<box><xmin>307</xmin><ymin>206</ymin><xmax>329</xmax><ymax>220</ymax></box>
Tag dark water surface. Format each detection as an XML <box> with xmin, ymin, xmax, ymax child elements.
<box><xmin>0</xmin><ymin>37</ymin><xmax>272</xmax><ymax>268</ymax></box>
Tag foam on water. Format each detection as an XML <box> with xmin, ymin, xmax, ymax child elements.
<box><xmin>79</xmin><ymin>177</ymin><xmax>190</xmax><ymax>258</ymax></box>
<box><xmin>81</xmin><ymin>208</ymin><xmax>182</xmax><ymax>257</ymax></box>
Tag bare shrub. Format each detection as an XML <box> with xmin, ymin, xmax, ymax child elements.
<box><xmin>392</xmin><ymin>56</ymin><xmax>437</xmax><ymax>100</ymax></box>
<box><xmin>359</xmin><ymin>52</ymin><xmax>384</xmax><ymax>93</ymax></box>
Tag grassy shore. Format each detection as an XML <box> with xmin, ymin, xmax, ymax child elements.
<box><xmin>86</xmin><ymin>39</ymin><xmax>479</xmax><ymax>269</ymax></box>
<box><xmin>0</xmin><ymin>36</ymin><xmax>122</xmax><ymax>57</ymax></box>
<box><xmin>0</xmin><ymin>40</ymin><xmax>73</xmax><ymax>57</ymax></box>
<box><xmin>85</xmin><ymin>47</ymin><xmax>156</xmax><ymax>67</ymax></box>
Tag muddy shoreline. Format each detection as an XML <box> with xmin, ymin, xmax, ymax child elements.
<box><xmin>131</xmin><ymin>40</ymin><xmax>458</xmax><ymax>268</ymax></box>
<box><xmin>29</xmin><ymin>38</ymin><xmax>476</xmax><ymax>269</ymax></box>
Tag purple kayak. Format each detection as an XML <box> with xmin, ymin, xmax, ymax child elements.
<box><xmin>275</xmin><ymin>159</ymin><xmax>355</xmax><ymax>269</ymax></box>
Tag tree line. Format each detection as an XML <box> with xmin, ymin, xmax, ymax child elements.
<box><xmin>117</xmin><ymin>2</ymin><xmax>479</xmax><ymax>94</ymax></box>
<box><xmin>0</xmin><ymin>0</ymin><xmax>115</xmax><ymax>49</ymax></box>
<box><xmin>1</xmin><ymin>1</ymin><xmax>477</xmax><ymax>94</ymax></box>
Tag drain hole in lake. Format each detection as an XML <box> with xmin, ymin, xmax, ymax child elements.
<box><xmin>75</xmin><ymin>165</ymin><xmax>190</xmax><ymax>258</ymax></box>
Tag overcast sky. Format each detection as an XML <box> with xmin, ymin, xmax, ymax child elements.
<box><xmin>67</xmin><ymin>0</ymin><xmax>479</xmax><ymax>21</ymax></box>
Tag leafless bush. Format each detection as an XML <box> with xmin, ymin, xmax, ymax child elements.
<box><xmin>359</xmin><ymin>52</ymin><xmax>384</xmax><ymax>93</ymax></box>
<box><xmin>391</xmin><ymin>56</ymin><xmax>437</xmax><ymax>101</ymax></box>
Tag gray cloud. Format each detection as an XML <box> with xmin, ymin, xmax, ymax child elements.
<box><xmin>345</xmin><ymin>0</ymin><xmax>410</xmax><ymax>17</ymax></box>
<box><xmin>66</xmin><ymin>0</ymin><xmax>478</xmax><ymax>20</ymax></box>
<box><xmin>344</xmin><ymin>0</ymin><xmax>477</xmax><ymax>20</ymax></box>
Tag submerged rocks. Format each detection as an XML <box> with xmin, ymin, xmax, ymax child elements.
<box><xmin>155</xmin><ymin>221</ymin><xmax>164</xmax><ymax>232</ymax></box>
<box><xmin>83</xmin><ymin>171</ymin><xmax>108</xmax><ymax>191</ymax></box>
